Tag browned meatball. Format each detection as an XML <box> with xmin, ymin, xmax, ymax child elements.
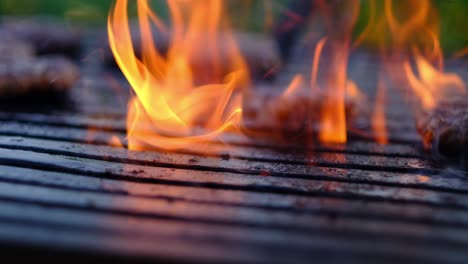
<box><xmin>0</xmin><ymin>56</ymin><xmax>80</xmax><ymax>97</ymax></box>
<box><xmin>416</xmin><ymin>99</ymin><xmax>468</xmax><ymax>166</ymax></box>
<box><xmin>242</xmin><ymin>87</ymin><xmax>365</xmax><ymax>143</ymax></box>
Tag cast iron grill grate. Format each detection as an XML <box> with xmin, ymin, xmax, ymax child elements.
<box><xmin>0</xmin><ymin>52</ymin><xmax>467</xmax><ymax>264</ymax></box>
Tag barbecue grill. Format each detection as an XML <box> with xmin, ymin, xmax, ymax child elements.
<box><xmin>0</xmin><ymin>42</ymin><xmax>467</xmax><ymax>264</ymax></box>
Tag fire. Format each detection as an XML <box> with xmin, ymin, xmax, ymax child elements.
<box><xmin>109</xmin><ymin>0</ymin><xmax>366</xmax><ymax>150</ymax></box>
<box><xmin>453</xmin><ymin>46</ymin><xmax>468</xmax><ymax>59</ymax></box>
<box><xmin>372</xmin><ymin>76</ymin><xmax>388</xmax><ymax>144</ymax></box>
<box><xmin>317</xmin><ymin>41</ymin><xmax>349</xmax><ymax>144</ymax></box>
<box><xmin>383</xmin><ymin>0</ymin><xmax>465</xmax><ymax>110</ymax></box>
<box><xmin>240</xmin><ymin>1</ymin><xmax>363</xmax><ymax>146</ymax></box>
<box><xmin>109</xmin><ymin>135</ymin><xmax>125</xmax><ymax>148</ymax></box>
<box><xmin>318</xmin><ymin>0</ymin><xmax>360</xmax><ymax>144</ymax></box>
<box><xmin>108</xmin><ymin>0</ymin><xmax>468</xmax><ymax>151</ymax></box>
<box><xmin>108</xmin><ymin>0</ymin><xmax>248</xmax><ymax>150</ymax></box>
<box><xmin>404</xmin><ymin>50</ymin><xmax>465</xmax><ymax>110</ymax></box>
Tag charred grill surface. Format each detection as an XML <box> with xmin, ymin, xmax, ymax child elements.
<box><xmin>0</xmin><ymin>41</ymin><xmax>467</xmax><ymax>264</ymax></box>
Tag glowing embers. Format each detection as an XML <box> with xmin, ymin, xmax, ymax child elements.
<box><xmin>108</xmin><ymin>0</ymin><xmax>247</xmax><ymax>151</ymax></box>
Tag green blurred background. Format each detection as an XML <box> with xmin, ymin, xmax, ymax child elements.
<box><xmin>1</xmin><ymin>0</ymin><xmax>467</xmax><ymax>53</ymax></box>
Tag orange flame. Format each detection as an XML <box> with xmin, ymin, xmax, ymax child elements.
<box><xmin>318</xmin><ymin>43</ymin><xmax>349</xmax><ymax>144</ymax></box>
<box><xmin>109</xmin><ymin>135</ymin><xmax>125</xmax><ymax>148</ymax></box>
<box><xmin>404</xmin><ymin>50</ymin><xmax>465</xmax><ymax>109</ymax></box>
<box><xmin>283</xmin><ymin>74</ymin><xmax>305</xmax><ymax>97</ymax></box>
<box><xmin>268</xmin><ymin>0</ymin><xmax>361</xmax><ymax>145</ymax></box>
<box><xmin>320</xmin><ymin>0</ymin><xmax>360</xmax><ymax>144</ymax></box>
<box><xmin>383</xmin><ymin>0</ymin><xmax>465</xmax><ymax>110</ymax></box>
<box><xmin>372</xmin><ymin>77</ymin><xmax>388</xmax><ymax>144</ymax></box>
<box><xmin>108</xmin><ymin>0</ymin><xmax>248</xmax><ymax>151</ymax></box>
<box><xmin>453</xmin><ymin>46</ymin><xmax>468</xmax><ymax>60</ymax></box>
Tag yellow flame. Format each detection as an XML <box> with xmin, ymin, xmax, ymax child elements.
<box><xmin>108</xmin><ymin>0</ymin><xmax>249</xmax><ymax>150</ymax></box>
<box><xmin>275</xmin><ymin>1</ymin><xmax>361</xmax><ymax>145</ymax></box>
<box><xmin>372</xmin><ymin>77</ymin><xmax>388</xmax><ymax>144</ymax></box>
<box><xmin>383</xmin><ymin>0</ymin><xmax>465</xmax><ymax>110</ymax></box>
<box><xmin>318</xmin><ymin>0</ymin><xmax>360</xmax><ymax>144</ymax></box>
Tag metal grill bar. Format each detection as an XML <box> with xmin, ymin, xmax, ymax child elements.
<box><xmin>0</xmin><ymin>48</ymin><xmax>466</xmax><ymax>263</ymax></box>
<box><xmin>0</xmin><ymin>111</ymin><xmax>422</xmax><ymax>144</ymax></box>
<box><xmin>0</xmin><ymin>164</ymin><xmax>465</xmax><ymax>224</ymax></box>
<box><xmin>0</xmin><ymin>136</ymin><xmax>466</xmax><ymax>193</ymax></box>
<box><xmin>0</xmin><ymin>121</ymin><xmax>421</xmax><ymax>157</ymax></box>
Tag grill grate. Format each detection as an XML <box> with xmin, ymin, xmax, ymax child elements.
<box><xmin>0</xmin><ymin>51</ymin><xmax>467</xmax><ymax>264</ymax></box>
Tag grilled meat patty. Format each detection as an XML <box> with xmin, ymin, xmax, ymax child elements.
<box><xmin>416</xmin><ymin>99</ymin><xmax>468</xmax><ymax>166</ymax></box>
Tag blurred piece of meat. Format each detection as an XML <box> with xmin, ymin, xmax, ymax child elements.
<box><xmin>0</xmin><ymin>56</ymin><xmax>80</xmax><ymax>97</ymax></box>
<box><xmin>0</xmin><ymin>29</ymin><xmax>80</xmax><ymax>98</ymax></box>
<box><xmin>1</xmin><ymin>16</ymin><xmax>82</xmax><ymax>57</ymax></box>
<box><xmin>242</xmin><ymin>87</ymin><xmax>366</xmax><ymax>143</ymax></box>
<box><xmin>416</xmin><ymin>99</ymin><xmax>468</xmax><ymax>167</ymax></box>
